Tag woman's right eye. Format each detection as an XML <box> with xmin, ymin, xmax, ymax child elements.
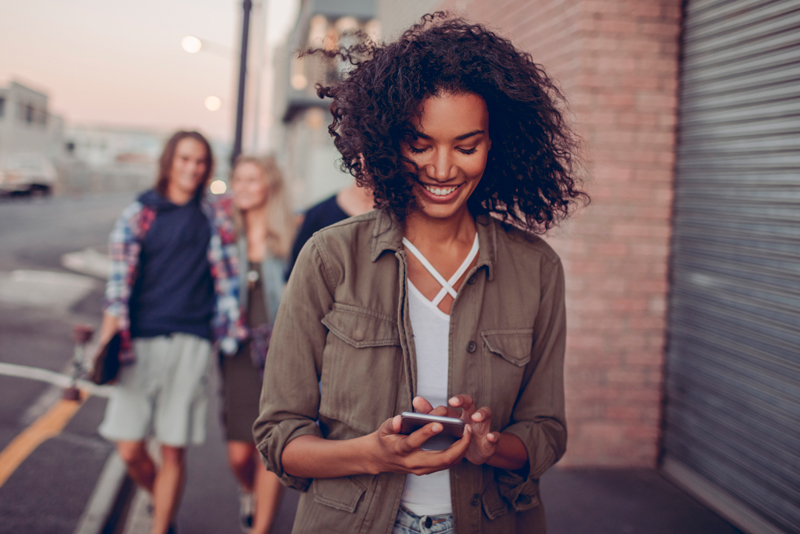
<box><xmin>407</xmin><ymin>145</ymin><xmax>429</xmax><ymax>154</ymax></box>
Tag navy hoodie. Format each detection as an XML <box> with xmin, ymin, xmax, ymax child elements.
<box><xmin>129</xmin><ymin>190</ymin><xmax>215</xmax><ymax>340</ymax></box>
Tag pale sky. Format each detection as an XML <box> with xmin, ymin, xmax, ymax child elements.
<box><xmin>0</xmin><ymin>0</ymin><xmax>299</xmax><ymax>142</ymax></box>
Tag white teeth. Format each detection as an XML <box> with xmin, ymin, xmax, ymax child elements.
<box><xmin>423</xmin><ymin>184</ymin><xmax>458</xmax><ymax>196</ymax></box>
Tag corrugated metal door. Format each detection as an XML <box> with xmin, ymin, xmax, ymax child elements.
<box><xmin>663</xmin><ymin>1</ymin><xmax>800</xmax><ymax>533</ymax></box>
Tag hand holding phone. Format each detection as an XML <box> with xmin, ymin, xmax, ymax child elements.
<box><xmin>412</xmin><ymin>395</ymin><xmax>501</xmax><ymax>466</ymax></box>
<box><xmin>399</xmin><ymin>412</ymin><xmax>465</xmax><ymax>451</ymax></box>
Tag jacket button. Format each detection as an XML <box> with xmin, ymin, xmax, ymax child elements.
<box><xmin>467</xmin><ymin>274</ymin><xmax>477</xmax><ymax>285</ymax></box>
<box><xmin>471</xmin><ymin>493</ymin><xmax>480</xmax><ymax>506</ymax></box>
<box><xmin>467</xmin><ymin>341</ymin><xmax>477</xmax><ymax>353</ymax></box>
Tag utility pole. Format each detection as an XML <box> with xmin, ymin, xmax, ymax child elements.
<box><xmin>231</xmin><ymin>0</ymin><xmax>252</xmax><ymax>167</ymax></box>
<box><xmin>251</xmin><ymin>0</ymin><xmax>269</xmax><ymax>152</ymax></box>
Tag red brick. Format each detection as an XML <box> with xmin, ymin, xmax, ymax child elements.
<box><xmin>624</xmin><ymin>349</ymin><xmax>665</xmax><ymax>366</ymax></box>
<box><xmin>639</xmin><ymin>21</ymin><xmax>681</xmax><ymax>38</ymax></box>
<box><xmin>605</xmin><ymin>405</ymin><xmax>654</xmax><ymax>421</ymax></box>
<box><xmin>628</xmin><ymin>3</ymin><xmax>664</xmax><ymax>18</ymax></box>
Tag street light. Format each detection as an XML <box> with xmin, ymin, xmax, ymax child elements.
<box><xmin>232</xmin><ymin>0</ymin><xmax>253</xmax><ymax>166</ymax></box>
<box><xmin>204</xmin><ymin>96</ymin><xmax>222</xmax><ymax>111</ymax></box>
<box><xmin>181</xmin><ymin>36</ymin><xmax>202</xmax><ymax>54</ymax></box>
<box><xmin>180</xmin><ymin>35</ymin><xmax>233</xmax><ymax>58</ymax></box>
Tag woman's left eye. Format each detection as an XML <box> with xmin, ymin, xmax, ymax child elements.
<box><xmin>458</xmin><ymin>147</ymin><xmax>478</xmax><ymax>155</ymax></box>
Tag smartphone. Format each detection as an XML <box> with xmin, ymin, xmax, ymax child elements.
<box><xmin>399</xmin><ymin>412</ymin><xmax>465</xmax><ymax>451</ymax></box>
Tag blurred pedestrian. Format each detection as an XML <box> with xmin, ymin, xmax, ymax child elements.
<box><xmin>96</xmin><ymin>130</ymin><xmax>244</xmax><ymax>534</ymax></box>
<box><xmin>225</xmin><ymin>155</ymin><xmax>294</xmax><ymax>533</ymax></box>
<box><xmin>253</xmin><ymin>14</ymin><xmax>588</xmax><ymax>534</ymax></box>
<box><xmin>283</xmin><ymin>181</ymin><xmax>373</xmax><ymax>280</ymax></box>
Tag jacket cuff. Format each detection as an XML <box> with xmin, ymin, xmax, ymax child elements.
<box><xmin>103</xmin><ymin>302</ymin><xmax>124</xmax><ymax>317</ymax></box>
<box><xmin>501</xmin><ymin>422</ymin><xmax>560</xmax><ymax>511</ymax></box>
<box><xmin>256</xmin><ymin>420</ymin><xmax>323</xmax><ymax>492</ymax></box>
<box><xmin>495</xmin><ymin>470</ymin><xmax>541</xmax><ymax>512</ymax></box>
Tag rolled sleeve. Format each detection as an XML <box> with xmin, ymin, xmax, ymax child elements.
<box><xmin>500</xmin><ymin>256</ymin><xmax>567</xmax><ymax>510</ymax></box>
<box><xmin>103</xmin><ymin>205</ymin><xmax>138</xmax><ymax>317</ymax></box>
<box><xmin>253</xmin><ymin>237</ymin><xmax>333</xmax><ymax>491</ymax></box>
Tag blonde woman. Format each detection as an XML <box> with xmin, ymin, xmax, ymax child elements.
<box><xmin>225</xmin><ymin>155</ymin><xmax>294</xmax><ymax>533</ymax></box>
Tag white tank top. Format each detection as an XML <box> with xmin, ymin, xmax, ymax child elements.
<box><xmin>399</xmin><ymin>234</ymin><xmax>479</xmax><ymax>516</ymax></box>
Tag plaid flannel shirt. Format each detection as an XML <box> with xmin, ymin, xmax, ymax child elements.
<box><xmin>104</xmin><ymin>193</ymin><xmax>245</xmax><ymax>365</ymax></box>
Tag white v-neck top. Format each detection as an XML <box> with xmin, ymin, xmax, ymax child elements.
<box><xmin>400</xmin><ymin>280</ymin><xmax>452</xmax><ymax>516</ymax></box>
<box><xmin>400</xmin><ymin>234</ymin><xmax>479</xmax><ymax>516</ymax></box>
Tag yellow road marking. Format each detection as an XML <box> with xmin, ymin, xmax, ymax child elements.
<box><xmin>0</xmin><ymin>393</ymin><xmax>86</xmax><ymax>487</ymax></box>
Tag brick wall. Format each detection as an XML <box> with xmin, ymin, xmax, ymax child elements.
<box><xmin>433</xmin><ymin>0</ymin><xmax>682</xmax><ymax>466</ymax></box>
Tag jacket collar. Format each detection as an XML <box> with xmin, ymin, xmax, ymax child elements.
<box><xmin>370</xmin><ymin>209</ymin><xmax>497</xmax><ymax>281</ymax></box>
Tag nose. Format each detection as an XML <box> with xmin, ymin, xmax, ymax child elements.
<box><xmin>426</xmin><ymin>148</ymin><xmax>454</xmax><ymax>182</ymax></box>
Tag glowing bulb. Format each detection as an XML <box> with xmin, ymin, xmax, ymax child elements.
<box><xmin>210</xmin><ymin>180</ymin><xmax>227</xmax><ymax>195</ymax></box>
<box><xmin>182</xmin><ymin>36</ymin><xmax>202</xmax><ymax>53</ymax></box>
<box><xmin>205</xmin><ymin>96</ymin><xmax>222</xmax><ymax>111</ymax></box>
<box><xmin>291</xmin><ymin>74</ymin><xmax>308</xmax><ymax>90</ymax></box>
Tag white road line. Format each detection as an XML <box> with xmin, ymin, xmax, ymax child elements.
<box><xmin>0</xmin><ymin>362</ymin><xmax>111</xmax><ymax>398</ymax></box>
<box><xmin>73</xmin><ymin>453</ymin><xmax>129</xmax><ymax>534</ymax></box>
<box><xmin>62</xmin><ymin>248</ymin><xmax>111</xmax><ymax>280</ymax></box>
<box><xmin>0</xmin><ymin>269</ymin><xmax>98</xmax><ymax>310</ymax></box>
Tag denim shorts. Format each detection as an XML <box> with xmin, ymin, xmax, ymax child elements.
<box><xmin>392</xmin><ymin>506</ymin><xmax>454</xmax><ymax>534</ymax></box>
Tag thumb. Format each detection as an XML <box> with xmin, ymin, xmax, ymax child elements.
<box><xmin>390</xmin><ymin>414</ymin><xmax>402</xmax><ymax>434</ymax></box>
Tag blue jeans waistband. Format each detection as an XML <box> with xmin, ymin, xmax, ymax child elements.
<box><xmin>392</xmin><ymin>506</ymin><xmax>454</xmax><ymax>534</ymax></box>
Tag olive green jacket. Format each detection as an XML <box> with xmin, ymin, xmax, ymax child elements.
<box><xmin>254</xmin><ymin>209</ymin><xmax>567</xmax><ymax>534</ymax></box>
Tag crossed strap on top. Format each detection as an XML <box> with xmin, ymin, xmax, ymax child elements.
<box><xmin>402</xmin><ymin>233</ymin><xmax>480</xmax><ymax>307</ymax></box>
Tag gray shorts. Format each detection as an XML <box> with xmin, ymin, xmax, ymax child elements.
<box><xmin>98</xmin><ymin>333</ymin><xmax>213</xmax><ymax>447</ymax></box>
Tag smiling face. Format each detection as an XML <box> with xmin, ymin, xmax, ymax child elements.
<box><xmin>168</xmin><ymin>138</ymin><xmax>209</xmax><ymax>200</ymax></box>
<box><xmin>402</xmin><ymin>91</ymin><xmax>491</xmax><ymax>223</ymax></box>
<box><xmin>231</xmin><ymin>161</ymin><xmax>269</xmax><ymax>212</ymax></box>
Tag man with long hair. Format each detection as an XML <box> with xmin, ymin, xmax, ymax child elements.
<box><xmin>96</xmin><ymin>131</ymin><xmax>244</xmax><ymax>534</ymax></box>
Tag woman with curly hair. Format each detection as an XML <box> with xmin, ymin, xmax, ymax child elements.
<box><xmin>253</xmin><ymin>13</ymin><xmax>587</xmax><ymax>534</ymax></box>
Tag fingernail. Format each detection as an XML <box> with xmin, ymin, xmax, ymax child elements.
<box><xmin>449</xmin><ymin>397</ymin><xmax>458</xmax><ymax>404</ymax></box>
<box><xmin>432</xmin><ymin>423</ymin><xmax>442</xmax><ymax>433</ymax></box>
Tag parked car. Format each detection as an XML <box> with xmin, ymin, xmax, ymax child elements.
<box><xmin>0</xmin><ymin>156</ymin><xmax>57</xmax><ymax>196</ymax></box>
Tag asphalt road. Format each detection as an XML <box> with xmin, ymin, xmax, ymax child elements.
<box><xmin>0</xmin><ymin>193</ymin><xmax>130</xmax><ymax>533</ymax></box>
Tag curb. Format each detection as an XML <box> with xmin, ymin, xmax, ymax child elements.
<box><xmin>73</xmin><ymin>452</ymin><xmax>133</xmax><ymax>534</ymax></box>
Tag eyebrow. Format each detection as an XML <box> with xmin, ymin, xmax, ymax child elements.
<box><xmin>411</xmin><ymin>129</ymin><xmax>485</xmax><ymax>141</ymax></box>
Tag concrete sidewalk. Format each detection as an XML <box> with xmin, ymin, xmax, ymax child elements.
<box><xmin>540</xmin><ymin>468</ymin><xmax>742</xmax><ymax>534</ymax></box>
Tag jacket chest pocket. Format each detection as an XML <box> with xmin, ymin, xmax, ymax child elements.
<box><xmin>320</xmin><ymin>303</ymin><xmax>402</xmax><ymax>434</ymax></box>
<box><xmin>480</xmin><ymin>329</ymin><xmax>534</xmax><ymax>423</ymax></box>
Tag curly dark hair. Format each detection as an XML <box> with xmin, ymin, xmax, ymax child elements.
<box><xmin>311</xmin><ymin>12</ymin><xmax>587</xmax><ymax>232</ymax></box>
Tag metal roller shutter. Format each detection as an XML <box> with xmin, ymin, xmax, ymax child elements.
<box><xmin>663</xmin><ymin>0</ymin><xmax>800</xmax><ymax>533</ymax></box>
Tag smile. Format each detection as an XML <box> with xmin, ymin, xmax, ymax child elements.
<box><xmin>422</xmin><ymin>184</ymin><xmax>460</xmax><ymax>196</ymax></box>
